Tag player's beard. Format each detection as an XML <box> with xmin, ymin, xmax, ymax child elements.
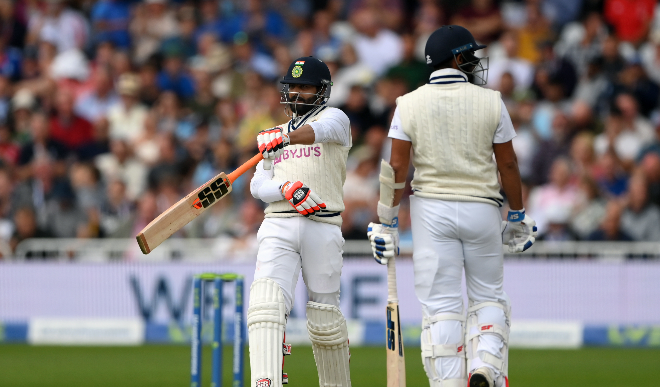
<box><xmin>288</xmin><ymin>92</ymin><xmax>318</xmax><ymax>116</ymax></box>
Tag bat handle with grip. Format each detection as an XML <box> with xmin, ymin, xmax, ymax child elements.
<box><xmin>387</xmin><ymin>255</ymin><xmax>398</xmax><ymax>303</ymax></box>
<box><xmin>263</xmin><ymin>158</ymin><xmax>272</xmax><ymax>170</ymax></box>
<box><xmin>228</xmin><ymin>153</ymin><xmax>264</xmax><ymax>183</ymax></box>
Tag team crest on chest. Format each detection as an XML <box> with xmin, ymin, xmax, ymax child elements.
<box><xmin>292</xmin><ymin>66</ymin><xmax>303</xmax><ymax>78</ymax></box>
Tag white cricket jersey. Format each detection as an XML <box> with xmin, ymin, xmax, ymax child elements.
<box><xmin>250</xmin><ymin>106</ymin><xmax>352</xmax><ymax>226</ymax></box>
<box><xmin>390</xmin><ymin>68</ymin><xmax>516</xmax><ymax>207</ymax></box>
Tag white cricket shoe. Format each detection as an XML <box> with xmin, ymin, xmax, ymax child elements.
<box><xmin>469</xmin><ymin>367</ymin><xmax>494</xmax><ymax>387</ymax></box>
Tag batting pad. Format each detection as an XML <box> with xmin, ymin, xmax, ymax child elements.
<box><xmin>466</xmin><ymin>301</ymin><xmax>510</xmax><ymax>387</ymax></box>
<box><xmin>248</xmin><ymin>278</ymin><xmax>287</xmax><ymax>387</ymax></box>
<box><xmin>306</xmin><ymin>302</ymin><xmax>352</xmax><ymax>387</ymax></box>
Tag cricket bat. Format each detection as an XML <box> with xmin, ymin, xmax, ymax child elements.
<box><xmin>386</xmin><ymin>255</ymin><xmax>406</xmax><ymax>386</ymax></box>
<box><xmin>136</xmin><ymin>153</ymin><xmax>263</xmax><ymax>254</ymax></box>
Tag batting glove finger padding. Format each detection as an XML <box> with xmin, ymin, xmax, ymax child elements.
<box><xmin>284</xmin><ymin>181</ymin><xmax>326</xmax><ymax>217</ymax></box>
<box><xmin>502</xmin><ymin>209</ymin><xmax>538</xmax><ymax>253</ymax></box>
<box><xmin>367</xmin><ymin>222</ymin><xmax>400</xmax><ymax>265</ymax></box>
<box><xmin>257</xmin><ymin>127</ymin><xmax>290</xmax><ymax>160</ymax></box>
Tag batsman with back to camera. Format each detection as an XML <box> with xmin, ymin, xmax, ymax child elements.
<box><xmin>368</xmin><ymin>26</ymin><xmax>538</xmax><ymax>387</ymax></box>
<box><xmin>248</xmin><ymin>57</ymin><xmax>352</xmax><ymax>387</ymax></box>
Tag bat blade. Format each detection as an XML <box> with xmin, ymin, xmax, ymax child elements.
<box><xmin>386</xmin><ymin>302</ymin><xmax>406</xmax><ymax>387</ymax></box>
<box><xmin>135</xmin><ymin>173</ymin><xmax>232</xmax><ymax>254</ymax></box>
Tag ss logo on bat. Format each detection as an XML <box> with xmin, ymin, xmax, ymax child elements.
<box><xmin>387</xmin><ymin>306</ymin><xmax>395</xmax><ymax>351</ymax></box>
<box><xmin>197</xmin><ymin>177</ymin><xmax>229</xmax><ymax>208</ymax></box>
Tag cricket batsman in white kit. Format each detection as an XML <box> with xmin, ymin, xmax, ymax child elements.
<box><xmin>367</xmin><ymin>26</ymin><xmax>538</xmax><ymax>387</ymax></box>
<box><xmin>249</xmin><ymin>57</ymin><xmax>352</xmax><ymax>387</ymax></box>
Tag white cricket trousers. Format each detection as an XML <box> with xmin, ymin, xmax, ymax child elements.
<box><xmin>254</xmin><ymin>217</ymin><xmax>344</xmax><ymax>313</ymax></box>
<box><xmin>410</xmin><ymin>196</ymin><xmax>509</xmax><ymax>382</ymax></box>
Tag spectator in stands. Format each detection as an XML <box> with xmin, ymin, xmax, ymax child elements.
<box><xmin>160</xmin><ymin>6</ymin><xmax>197</xmax><ymax>61</ymax></box>
<box><xmin>573</xmin><ymin>57</ymin><xmax>609</xmax><ymax>114</ymax></box>
<box><xmin>604</xmin><ymin>0</ymin><xmax>656</xmax><ymax>45</ymax></box>
<box><xmin>570</xmin><ymin>132</ymin><xmax>600</xmax><ymax>180</ymax></box>
<box><xmin>597</xmin><ymin>151</ymin><xmax>629</xmax><ymax>197</ymax></box>
<box><xmin>77</xmin><ymin>117</ymin><xmax>110</xmax><ymax>161</ymax></box>
<box><xmin>0</xmin><ymin>75</ymin><xmax>10</xmax><ymax>123</ymax></box>
<box><xmin>10</xmin><ymin>89</ymin><xmax>36</xmax><ymax>144</ymax></box>
<box><xmin>107</xmin><ymin>73</ymin><xmax>148</xmax><ymax>141</ymax></box>
<box><xmin>311</xmin><ymin>10</ymin><xmax>341</xmax><ymax>59</ymax></box>
<box><xmin>487</xmin><ymin>30</ymin><xmax>534</xmax><ymax>92</ymax></box>
<box><xmin>511</xmin><ymin>98</ymin><xmax>538</xmax><ymax>182</ymax></box>
<box><xmin>529</xmin><ymin>157</ymin><xmax>579</xmax><ymax>234</ymax></box>
<box><xmin>556</xmin><ymin>12</ymin><xmax>607</xmax><ymax>76</ymax></box>
<box><xmin>74</xmin><ymin>66</ymin><xmax>119</xmax><ymax>123</ymax></box>
<box><xmin>49</xmin><ymin>88</ymin><xmax>94</xmax><ymax>152</ymax></box>
<box><xmin>588</xmin><ymin>201</ymin><xmax>633</xmax><ymax>241</ymax></box>
<box><xmin>129</xmin><ymin>0</ymin><xmax>178</xmax><ymax>64</ymax></box>
<box><xmin>594</xmin><ymin>105</ymin><xmax>648</xmax><ymax>167</ymax></box>
<box><xmin>17</xmin><ymin>111</ymin><xmax>67</xmax><ymax>178</ymax></box>
<box><xmin>621</xmin><ymin>173</ymin><xmax>660</xmax><ymax>241</ymax></box>
<box><xmin>531</xmin><ymin>112</ymin><xmax>572</xmax><ymax>185</ymax></box>
<box><xmin>0</xmin><ymin>0</ymin><xmax>27</xmax><ymax>50</ymax></box>
<box><xmin>157</xmin><ymin>46</ymin><xmax>195</xmax><ymax>100</ymax></box>
<box><xmin>27</xmin><ymin>0</ymin><xmax>90</xmax><ymax>53</ymax></box>
<box><xmin>146</xmin><ymin>133</ymin><xmax>186</xmax><ymax>192</ymax></box>
<box><xmin>538</xmin><ymin>204</ymin><xmax>578</xmax><ymax>241</ymax></box>
<box><xmin>385</xmin><ymin>34</ymin><xmax>429</xmax><ymax>92</ymax></box>
<box><xmin>221</xmin><ymin>0</ymin><xmax>290</xmax><ymax>55</ymax></box>
<box><xmin>10</xmin><ymin>207</ymin><xmax>53</xmax><ymax>256</ymax></box>
<box><xmin>0</xmin><ymin>123</ymin><xmax>19</xmax><ymax>165</ymax></box>
<box><xmin>615</xmin><ymin>63</ymin><xmax>660</xmax><ymax>118</ymax></box>
<box><xmin>514</xmin><ymin>1</ymin><xmax>553</xmax><ymax>64</ymax></box>
<box><xmin>352</xmin><ymin>8</ymin><xmax>403</xmax><ymax>77</ymax></box>
<box><xmin>132</xmin><ymin>111</ymin><xmax>160</xmax><ymax>167</ymax></box>
<box><xmin>99</xmin><ymin>179</ymin><xmax>133</xmax><ymax>237</ymax></box>
<box><xmin>232</xmin><ymin>37</ymin><xmax>278</xmax><ymax>80</ymax></box>
<box><xmin>640</xmin><ymin>152</ymin><xmax>660</xmax><ymax>206</ymax></box>
<box><xmin>339</xmin><ymin>85</ymin><xmax>376</xmax><ymax>137</ymax></box>
<box><xmin>137</xmin><ymin>62</ymin><xmax>160</xmax><ymax>107</ymax></box>
<box><xmin>328</xmin><ymin>44</ymin><xmax>376</xmax><ymax>106</ymax></box>
<box><xmin>451</xmin><ymin>0</ymin><xmax>503</xmax><ymax>44</ymax></box>
<box><xmin>0</xmin><ymin>36</ymin><xmax>23</xmax><ymax>82</ymax></box>
<box><xmin>90</xmin><ymin>0</ymin><xmax>131</xmax><ymax>49</ymax></box>
<box><xmin>96</xmin><ymin>138</ymin><xmax>146</xmax><ymax>202</ymax></box>
<box><xmin>640</xmin><ymin>31</ymin><xmax>660</xmax><ymax>85</ymax></box>
<box><xmin>599</xmin><ymin>34</ymin><xmax>626</xmax><ymax>83</ymax></box>
<box><xmin>571</xmin><ymin>175</ymin><xmax>607</xmax><ymax>240</ymax></box>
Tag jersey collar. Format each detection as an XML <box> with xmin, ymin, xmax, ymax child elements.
<box><xmin>428</xmin><ymin>68</ymin><xmax>468</xmax><ymax>85</ymax></box>
<box><xmin>289</xmin><ymin>105</ymin><xmax>327</xmax><ymax>132</ymax></box>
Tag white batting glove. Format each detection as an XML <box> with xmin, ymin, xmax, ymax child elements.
<box><xmin>258</xmin><ymin>127</ymin><xmax>290</xmax><ymax>161</ymax></box>
<box><xmin>282</xmin><ymin>181</ymin><xmax>326</xmax><ymax>217</ymax></box>
<box><xmin>367</xmin><ymin>222</ymin><xmax>400</xmax><ymax>265</ymax></box>
<box><xmin>502</xmin><ymin>208</ymin><xmax>538</xmax><ymax>253</ymax></box>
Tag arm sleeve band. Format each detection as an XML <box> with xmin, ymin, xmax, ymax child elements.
<box><xmin>378</xmin><ymin>160</ymin><xmax>406</xmax><ymax>224</ymax></box>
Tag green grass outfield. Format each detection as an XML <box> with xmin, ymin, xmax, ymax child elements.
<box><xmin>1</xmin><ymin>345</ymin><xmax>658</xmax><ymax>387</ymax></box>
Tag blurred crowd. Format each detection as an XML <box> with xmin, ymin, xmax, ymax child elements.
<box><xmin>0</xmin><ymin>0</ymin><xmax>659</xmax><ymax>259</ymax></box>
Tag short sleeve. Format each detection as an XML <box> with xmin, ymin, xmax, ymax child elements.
<box><xmin>388</xmin><ymin>107</ymin><xmax>411</xmax><ymax>142</ymax></box>
<box><xmin>493</xmin><ymin>100</ymin><xmax>517</xmax><ymax>144</ymax></box>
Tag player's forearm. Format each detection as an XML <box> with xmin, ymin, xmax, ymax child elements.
<box><xmin>499</xmin><ymin>162</ymin><xmax>524</xmax><ymax>211</ymax></box>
